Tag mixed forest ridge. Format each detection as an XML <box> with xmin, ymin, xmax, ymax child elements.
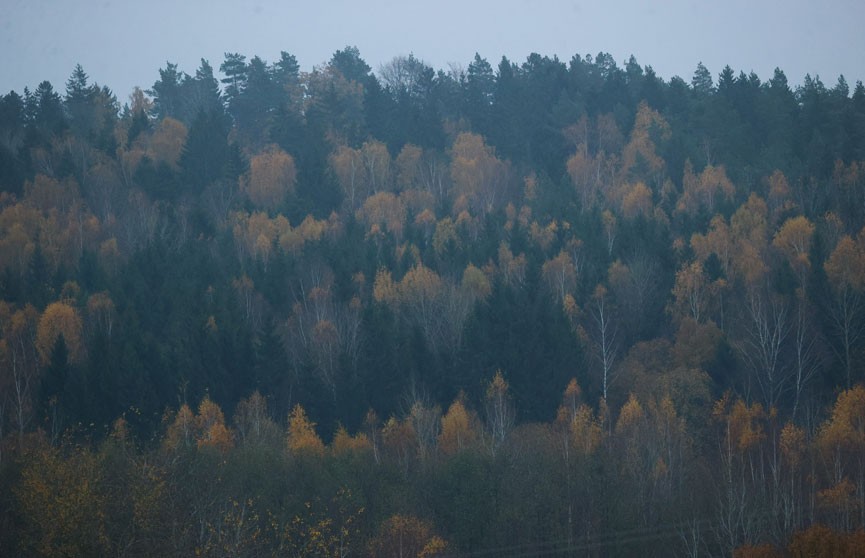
<box><xmin>1</xmin><ymin>46</ymin><xmax>865</xmax><ymax>555</ymax></box>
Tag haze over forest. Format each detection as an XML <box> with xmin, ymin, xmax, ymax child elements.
<box><xmin>1</xmin><ymin>44</ymin><xmax>865</xmax><ymax>556</ymax></box>
<box><xmin>4</xmin><ymin>0</ymin><xmax>865</xmax><ymax>98</ymax></box>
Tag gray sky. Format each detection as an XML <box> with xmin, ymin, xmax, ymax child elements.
<box><xmin>2</xmin><ymin>0</ymin><xmax>864</xmax><ymax>103</ymax></box>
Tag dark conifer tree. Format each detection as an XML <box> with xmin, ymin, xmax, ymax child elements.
<box><xmin>65</xmin><ymin>64</ymin><xmax>93</xmax><ymax>107</ymax></box>
<box><xmin>330</xmin><ymin>45</ymin><xmax>372</xmax><ymax>85</ymax></box>
<box><xmin>126</xmin><ymin>107</ymin><xmax>150</xmax><ymax>147</ymax></box>
<box><xmin>849</xmin><ymin>80</ymin><xmax>865</xmax><ymax>159</ymax></box>
<box><xmin>179</xmin><ymin>109</ymin><xmax>233</xmax><ymax>192</ymax></box>
<box><xmin>220</xmin><ymin>52</ymin><xmax>248</xmax><ymax>108</ymax></box>
<box><xmin>149</xmin><ymin>61</ymin><xmax>186</xmax><ymax>120</ymax></box>
<box><xmin>0</xmin><ymin>91</ymin><xmax>28</xmax><ymax>193</ymax></box>
<box><xmin>185</xmin><ymin>59</ymin><xmax>223</xmax><ymax>120</ymax></box>
<box><xmin>26</xmin><ymin>80</ymin><xmax>66</xmax><ymax>145</ymax></box>
<box><xmin>691</xmin><ymin>61</ymin><xmax>714</xmax><ymax>96</ymax></box>
<box><xmin>465</xmin><ymin>53</ymin><xmax>495</xmax><ymax>133</ymax></box>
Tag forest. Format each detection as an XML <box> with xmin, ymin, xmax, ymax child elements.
<box><xmin>0</xmin><ymin>46</ymin><xmax>865</xmax><ymax>556</ymax></box>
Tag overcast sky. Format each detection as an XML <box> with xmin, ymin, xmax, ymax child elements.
<box><xmin>2</xmin><ymin>0</ymin><xmax>864</xmax><ymax>103</ymax></box>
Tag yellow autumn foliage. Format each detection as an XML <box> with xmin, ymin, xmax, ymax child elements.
<box><xmin>36</xmin><ymin>301</ymin><xmax>83</xmax><ymax>365</ymax></box>
<box><xmin>287</xmin><ymin>404</ymin><xmax>325</xmax><ymax>456</ymax></box>
<box><xmin>437</xmin><ymin>399</ymin><xmax>478</xmax><ymax>456</ymax></box>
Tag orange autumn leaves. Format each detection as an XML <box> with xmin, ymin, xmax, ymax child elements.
<box><xmin>158</xmin><ymin>373</ymin><xmax>506</xmax><ymax>466</ymax></box>
<box><xmin>373</xmin><ymin>263</ymin><xmax>491</xmax><ymax>354</ymax></box>
<box><xmin>164</xmin><ymin>396</ymin><xmax>234</xmax><ymax>454</ymax></box>
<box><xmin>17</xmin><ymin>367</ymin><xmax>865</xmax><ymax>557</ymax></box>
<box><xmin>242</xmin><ymin>144</ymin><xmax>297</xmax><ymax>210</ymax></box>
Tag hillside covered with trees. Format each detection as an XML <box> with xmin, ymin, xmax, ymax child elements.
<box><xmin>1</xmin><ymin>46</ymin><xmax>865</xmax><ymax>556</ymax></box>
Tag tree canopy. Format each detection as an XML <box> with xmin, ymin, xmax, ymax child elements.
<box><xmin>1</xmin><ymin>47</ymin><xmax>865</xmax><ymax>556</ymax></box>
